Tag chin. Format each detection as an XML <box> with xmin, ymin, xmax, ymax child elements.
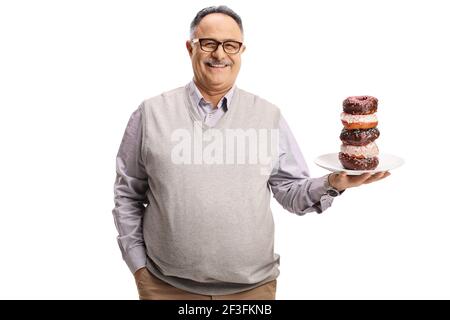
<box><xmin>207</xmin><ymin>76</ymin><xmax>232</xmax><ymax>85</ymax></box>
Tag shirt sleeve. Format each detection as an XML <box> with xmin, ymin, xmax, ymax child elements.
<box><xmin>268</xmin><ymin>114</ymin><xmax>339</xmax><ymax>215</ymax></box>
<box><xmin>112</xmin><ymin>105</ymin><xmax>149</xmax><ymax>273</ymax></box>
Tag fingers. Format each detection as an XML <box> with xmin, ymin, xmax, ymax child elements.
<box><xmin>363</xmin><ymin>171</ymin><xmax>391</xmax><ymax>184</ymax></box>
<box><xmin>349</xmin><ymin>172</ymin><xmax>372</xmax><ymax>184</ymax></box>
<box><xmin>334</xmin><ymin>171</ymin><xmax>391</xmax><ymax>189</ymax></box>
<box><xmin>376</xmin><ymin>171</ymin><xmax>391</xmax><ymax>181</ymax></box>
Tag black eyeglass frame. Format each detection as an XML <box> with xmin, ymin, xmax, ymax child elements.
<box><xmin>191</xmin><ymin>38</ymin><xmax>243</xmax><ymax>54</ymax></box>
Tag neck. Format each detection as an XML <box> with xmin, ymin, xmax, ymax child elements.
<box><xmin>194</xmin><ymin>80</ymin><xmax>232</xmax><ymax>108</ymax></box>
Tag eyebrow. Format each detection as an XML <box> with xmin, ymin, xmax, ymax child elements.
<box><xmin>200</xmin><ymin>37</ymin><xmax>242</xmax><ymax>42</ymax></box>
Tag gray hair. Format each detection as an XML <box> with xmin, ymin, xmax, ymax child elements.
<box><xmin>190</xmin><ymin>5</ymin><xmax>244</xmax><ymax>39</ymax></box>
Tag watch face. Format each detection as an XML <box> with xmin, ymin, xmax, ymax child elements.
<box><xmin>327</xmin><ymin>189</ymin><xmax>339</xmax><ymax>197</ymax></box>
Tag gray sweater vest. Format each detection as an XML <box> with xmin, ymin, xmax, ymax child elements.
<box><xmin>140</xmin><ymin>85</ymin><xmax>281</xmax><ymax>295</ymax></box>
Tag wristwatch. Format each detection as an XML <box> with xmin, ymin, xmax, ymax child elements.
<box><xmin>326</xmin><ymin>187</ymin><xmax>340</xmax><ymax>197</ymax></box>
<box><xmin>325</xmin><ymin>174</ymin><xmax>341</xmax><ymax>197</ymax></box>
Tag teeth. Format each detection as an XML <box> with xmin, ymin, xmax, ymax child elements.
<box><xmin>207</xmin><ymin>64</ymin><xmax>227</xmax><ymax>68</ymax></box>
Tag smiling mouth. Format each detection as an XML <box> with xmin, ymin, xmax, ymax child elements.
<box><xmin>205</xmin><ymin>62</ymin><xmax>229</xmax><ymax>68</ymax></box>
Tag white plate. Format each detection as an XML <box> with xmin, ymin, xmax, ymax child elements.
<box><xmin>314</xmin><ymin>153</ymin><xmax>404</xmax><ymax>175</ymax></box>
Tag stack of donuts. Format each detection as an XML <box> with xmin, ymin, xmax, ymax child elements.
<box><xmin>339</xmin><ymin>96</ymin><xmax>380</xmax><ymax>170</ymax></box>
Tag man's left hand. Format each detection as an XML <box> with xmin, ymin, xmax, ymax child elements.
<box><xmin>328</xmin><ymin>171</ymin><xmax>391</xmax><ymax>192</ymax></box>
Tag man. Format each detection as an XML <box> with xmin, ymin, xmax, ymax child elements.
<box><xmin>112</xmin><ymin>6</ymin><xmax>390</xmax><ymax>300</ymax></box>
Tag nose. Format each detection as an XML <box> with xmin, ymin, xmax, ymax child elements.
<box><xmin>211</xmin><ymin>44</ymin><xmax>227</xmax><ymax>60</ymax></box>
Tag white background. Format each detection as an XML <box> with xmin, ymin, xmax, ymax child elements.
<box><xmin>1</xmin><ymin>0</ymin><xmax>449</xmax><ymax>299</ymax></box>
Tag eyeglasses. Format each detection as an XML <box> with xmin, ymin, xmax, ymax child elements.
<box><xmin>191</xmin><ymin>38</ymin><xmax>243</xmax><ymax>54</ymax></box>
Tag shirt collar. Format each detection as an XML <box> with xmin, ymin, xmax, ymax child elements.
<box><xmin>187</xmin><ymin>80</ymin><xmax>235</xmax><ymax>110</ymax></box>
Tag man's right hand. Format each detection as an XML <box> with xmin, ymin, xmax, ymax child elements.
<box><xmin>134</xmin><ymin>267</ymin><xmax>149</xmax><ymax>281</ymax></box>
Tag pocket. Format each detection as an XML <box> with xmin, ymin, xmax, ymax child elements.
<box><xmin>135</xmin><ymin>269</ymin><xmax>157</xmax><ymax>299</ymax></box>
<box><xmin>135</xmin><ymin>268</ymin><xmax>152</xmax><ymax>287</ymax></box>
<box><xmin>267</xmin><ymin>280</ymin><xmax>277</xmax><ymax>299</ymax></box>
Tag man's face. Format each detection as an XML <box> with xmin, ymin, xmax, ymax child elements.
<box><xmin>186</xmin><ymin>13</ymin><xmax>245</xmax><ymax>92</ymax></box>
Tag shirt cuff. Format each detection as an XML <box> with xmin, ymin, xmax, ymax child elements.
<box><xmin>123</xmin><ymin>245</ymin><xmax>147</xmax><ymax>274</ymax></box>
<box><xmin>309</xmin><ymin>175</ymin><xmax>330</xmax><ymax>201</ymax></box>
<box><xmin>310</xmin><ymin>175</ymin><xmax>338</xmax><ymax>213</ymax></box>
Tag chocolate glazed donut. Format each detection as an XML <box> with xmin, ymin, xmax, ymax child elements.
<box><xmin>343</xmin><ymin>96</ymin><xmax>378</xmax><ymax>115</ymax></box>
<box><xmin>340</xmin><ymin>128</ymin><xmax>380</xmax><ymax>146</ymax></box>
<box><xmin>339</xmin><ymin>152</ymin><xmax>379</xmax><ymax>170</ymax></box>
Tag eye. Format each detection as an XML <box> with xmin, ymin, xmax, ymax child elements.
<box><xmin>202</xmin><ymin>40</ymin><xmax>217</xmax><ymax>49</ymax></box>
<box><xmin>224</xmin><ymin>43</ymin><xmax>238</xmax><ymax>50</ymax></box>
<box><xmin>224</xmin><ymin>41</ymin><xmax>240</xmax><ymax>52</ymax></box>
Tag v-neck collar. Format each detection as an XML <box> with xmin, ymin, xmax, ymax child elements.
<box><xmin>188</xmin><ymin>80</ymin><xmax>236</xmax><ymax>111</ymax></box>
<box><xmin>184</xmin><ymin>84</ymin><xmax>240</xmax><ymax>130</ymax></box>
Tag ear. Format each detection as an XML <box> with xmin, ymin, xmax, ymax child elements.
<box><xmin>241</xmin><ymin>45</ymin><xmax>246</xmax><ymax>54</ymax></box>
<box><xmin>186</xmin><ymin>40</ymin><xmax>193</xmax><ymax>57</ymax></box>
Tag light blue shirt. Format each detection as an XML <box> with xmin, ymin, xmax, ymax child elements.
<box><xmin>187</xmin><ymin>80</ymin><xmax>235</xmax><ymax>127</ymax></box>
